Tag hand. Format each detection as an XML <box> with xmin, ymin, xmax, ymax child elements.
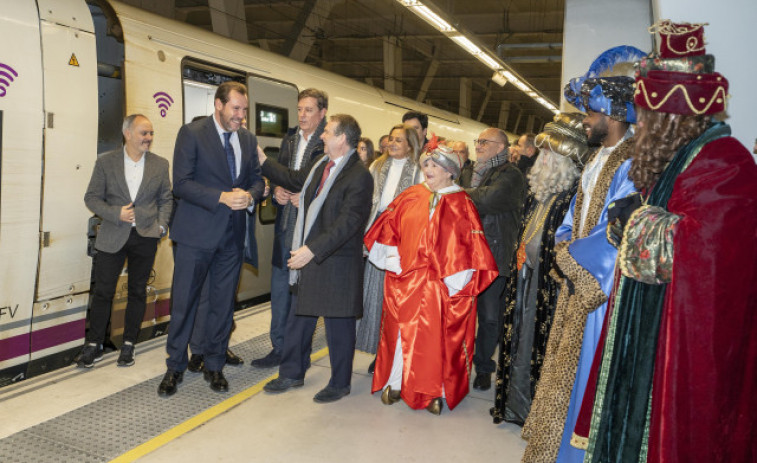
<box><xmin>288</xmin><ymin>245</ymin><xmax>314</xmax><ymax>270</ymax></box>
<box><xmin>273</xmin><ymin>186</ymin><xmax>292</xmax><ymax>205</ymax></box>
<box><xmin>120</xmin><ymin>202</ymin><xmax>135</xmax><ymax>223</ymax></box>
<box><xmin>220</xmin><ymin>188</ymin><xmax>252</xmax><ymax>210</ymax></box>
<box><xmin>290</xmin><ymin>192</ymin><xmax>301</xmax><ymax>208</ymax></box>
<box><xmin>263</xmin><ymin>178</ymin><xmax>271</xmax><ymax>197</ymax></box>
<box><xmin>257</xmin><ymin>145</ymin><xmax>267</xmax><ymax>166</ymax></box>
<box><xmin>607</xmin><ymin>193</ymin><xmax>643</xmax><ymax>247</ymax></box>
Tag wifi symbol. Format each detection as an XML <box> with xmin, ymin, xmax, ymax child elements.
<box><xmin>153</xmin><ymin>91</ymin><xmax>174</xmax><ymax>118</ymax></box>
<box><xmin>0</xmin><ymin>63</ymin><xmax>19</xmax><ymax>98</ymax></box>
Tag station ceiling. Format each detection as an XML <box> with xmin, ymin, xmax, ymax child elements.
<box><xmin>130</xmin><ymin>0</ymin><xmax>565</xmax><ymax>133</ymax></box>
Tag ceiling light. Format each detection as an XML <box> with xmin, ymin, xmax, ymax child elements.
<box><xmin>476</xmin><ymin>53</ymin><xmax>500</xmax><ymax>70</ymax></box>
<box><xmin>450</xmin><ymin>35</ymin><xmax>481</xmax><ymax>55</ymax></box>
<box><xmin>492</xmin><ymin>71</ymin><xmax>508</xmax><ymax>87</ymax></box>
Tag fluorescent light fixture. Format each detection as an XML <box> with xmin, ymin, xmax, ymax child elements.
<box><xmin>396</xmin><ymin>0</ymin><xmax>560</xmax><ymax>114</ymax></box>
<box><xmin>512</xmin><ymin>79</ymin><xmax>530</xmax><ymax>92</ymax></box>
<box><xmin>476</xmin><ymin>52</ymin><xmax>501</xmax><ymax>70</ymax></box>
<box><xmin>492</xmin><ymin>71</ymin><xmax>508</xmax><ymax>87</ymax></box>
<box><xmin>450</xmin><ymin>35</ymin><xmax>481</xmax><ymax>54</ymax></box>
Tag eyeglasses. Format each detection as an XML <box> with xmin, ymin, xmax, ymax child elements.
<box><xmin>474</xmin><ymin>138</ymin><xmax>502</xmax><ymax>146</ymax></box>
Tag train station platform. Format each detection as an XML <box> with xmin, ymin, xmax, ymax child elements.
<box><xmin>0</xmin><ymin>303</ymin><xmax>526</xmax><ymax>462</ymax></box>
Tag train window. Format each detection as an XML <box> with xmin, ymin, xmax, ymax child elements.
<box><xmin>181</xmin><ymin>60</ymin><xmax>245</xmax><ymax>124</ymax></box>
<box><xmin>255</xmin><ymin>103</ymin><xmax>288</xmax><ymax>139</ymax></box>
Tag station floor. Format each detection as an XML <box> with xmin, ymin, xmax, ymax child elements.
<box><xmin>0</xmin><ymin>302</ymin><xmax>527</xmax><ymax>462</ymax></box>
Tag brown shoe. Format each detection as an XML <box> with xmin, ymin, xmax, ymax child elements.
<box><xmin>381</xmin><ymin>386</ymin><xmax>401</xmax><ymax>405</ymax></box>
<box><xmin>426</xmin><ymin>398</ymin><xmax>443</xmax><ymax>415</ymax></box>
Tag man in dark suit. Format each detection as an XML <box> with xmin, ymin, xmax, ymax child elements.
<box><xmin>251</xmin><ymin>88</ymin><xmax>327</xmax><ymax>369</ymax></box>
<box><xmin>259</xmin><ymin>114</ymin><xmax>373</xmax><ymax>403</ymax></box>
<box><xmin>466</xmin><ymin>127</ymin><xmax>525</xmax><ymax>391</ymax></box>
<box><xmin>159</xmin><ymin>81</ymin><xmax>265</xmax><ymax>396</ymax></box>
<box><xmin>77</xmin><ymin>114</ymin><xmax>172</xmax><ymax>368</ymax></box>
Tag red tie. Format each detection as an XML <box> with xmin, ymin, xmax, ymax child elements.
<box><xmin>315</xmin><ymin>160</ymin><xmax>335</xmax><ymax>197</ymax></box>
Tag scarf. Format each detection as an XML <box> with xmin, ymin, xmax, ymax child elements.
<box><xmin>471</xmin><ymin>150</ymin><xmax>509</xmax><ymax>187</ymax></box>
<box><xmin>289</xmin><ymin>150</ymin><xmax>356</xmax><ymax>285</ymax></box>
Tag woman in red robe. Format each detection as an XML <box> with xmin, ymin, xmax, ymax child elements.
<box><xmin>364</xmin><ymin>140</ymin><xmax>498</xmax><ymax>414</ymax></box>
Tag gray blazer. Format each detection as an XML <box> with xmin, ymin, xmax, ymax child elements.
<box><xmin>84</xmin><ymin>148</ymin><xmax>173</xmax><ymax>253</ymax></box>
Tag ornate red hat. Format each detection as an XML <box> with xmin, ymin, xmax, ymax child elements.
<box><xmin>634</xmin><ymin>20</ymin><xmax>728</xmax><ymax>115</ymax></box>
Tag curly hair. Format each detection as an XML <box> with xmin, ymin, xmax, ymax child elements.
<box><xmin>528</xmin><ymin>148</ymin><xmax>580</xmax><ymax>203</ymax></box>
<box><xmin>630</xmin><ymin>108</ymin><xmax>711</xmax><ymax>190</ymax></box>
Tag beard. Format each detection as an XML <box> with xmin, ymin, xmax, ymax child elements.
<box><xmin>585</xmin><ymin>119</ymin><xmax>608</xmax><ymax>146</ymax></box>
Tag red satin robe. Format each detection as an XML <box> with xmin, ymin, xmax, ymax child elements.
<box><xmin>364</xmin><ymin>184</ymin><xmax>498</xmax><ymax>410</ymax></box>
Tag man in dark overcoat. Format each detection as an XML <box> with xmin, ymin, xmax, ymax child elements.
<box><xmin>258</xmin><ymin>114</ymin><xmax>373</xmax><ymax>403</ymax></box>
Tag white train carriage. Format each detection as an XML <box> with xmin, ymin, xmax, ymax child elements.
<box><xmin>0</xmin><ymin>0</ymin><xmax>496</xmax><ymax>387</ymax></box>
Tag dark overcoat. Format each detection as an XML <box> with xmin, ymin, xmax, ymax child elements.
<box><xmin>466</xmin><ymin>161</ymin><xmax>525</xmax><ymax>277</ymax></box>
<box><xmin>262</xmin><ymin>152</ymin><xmax>373</xmax><ymax>317</ymax></box>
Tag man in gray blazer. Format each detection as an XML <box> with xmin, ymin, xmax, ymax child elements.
<box><xmin>76</xmin><ymin>114</ymin><xmax>172</xmax><ymax>368</ymax></box>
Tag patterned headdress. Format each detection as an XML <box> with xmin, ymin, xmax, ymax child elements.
<box><xmin>535</xmin><ymin>112</ymin><xmax>590</xmax><ymax>165</ymax></box>
<box><xmin>420</xmin><ymin>134</ymin><xmax>462</xmax><ymax>180</ymax></box>
<box><xmin>634</xmin><ymin>20</ymin><xmax>727</xmax><ymax>115</ymax></box>
<box><xmin>564</xmin><ymin>46</ymin><xmax>648</xmax><ymax>123</ymax></box>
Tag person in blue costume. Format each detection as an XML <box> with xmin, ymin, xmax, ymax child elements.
<box><xmin>520</xmin><ymin>56</ymin><xmax>641</xmax><ymax>461</ymax></box>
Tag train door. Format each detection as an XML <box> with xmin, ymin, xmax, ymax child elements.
<box><xmin>239</xmin><ymin>75</ymin><xmax>298</xmax><ymax>301</ymax></box>
<box><xmin>0</xmin><ymin>2</ymin><xmax>45</xmax><ymax>386</ymax></box>
<box><xmin>27</xmin><ymin>0</ymin><xmax>98</xmax><ymax>376</ymax></box>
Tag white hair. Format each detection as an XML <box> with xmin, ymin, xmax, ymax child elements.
<box><xmin>528</xmin><ymin>148</ymin><xmax>580</xmax><ymax>202</ymax></box>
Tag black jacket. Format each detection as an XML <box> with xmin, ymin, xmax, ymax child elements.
<box><xmin>466</xmin><ymin>162</ymin><xmax>525</xmax><ymax>276</ymax></box>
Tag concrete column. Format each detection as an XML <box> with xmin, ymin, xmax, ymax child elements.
<box><xmin>652</xmin><ymin>0</ymin><xmax>757</xmax><ymax>149</ymax></box>
<box><xmin>512</xmin><ymin>108</ymin><xmax>523</xmax><ymax>134</ymax></box>
<box><xmin>208</xmin><ymin>0</ymin><xmax>247</xmax><ymax>43</ymax></box>
<box><xmin>459</xmin><ymin>77</ymin><xmax>472</xmax><ymax>118</ymax></box>
<box><xmin>383</xmin><ymin>37</ymin><xmax>403</xmax><ymax>95</ymax></box>
<box><xmin>283</xmin><ymin>0</ymin><xmax>338</xmax><ymax>62</ymax></box>
<box><xmin>476</xmin><ymin>86</ymin><xmax>492</xmax><ymax>121</ymax></box>
<box><xmin>498</xmin><ymin>101</ymin><xmax>511</xmax><ymax>130</ymax></box>
<box><xmin>526</xmin><ymin>114</ymin><xmax>536</xmax><ymax>134</ymax></box>
<box><xmin>562</xmin><ymin>0</ymin><xmax>652</xmax><ymax>110</ymax></box>
<box><xmin>416</xmin><ymin>58</ymin><xmax>440</xmax><ymax>102</ymax></box>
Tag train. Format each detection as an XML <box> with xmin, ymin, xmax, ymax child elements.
<box><xmin>0</xmin><ymin>0</ymin><xmax>500</xmax><ymax>387</ymax></box>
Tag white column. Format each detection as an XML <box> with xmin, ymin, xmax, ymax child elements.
<box><xmin>561</xmin><ymin>0</ymin><xmax>652</xmax><ymax>110</ymax></box>
<box><xmin>459</xmin><ymin>77</ymin><xmax>472</xmax><ymax>118</ymax></box>
<box><xmin>652</xmin><ymin>0</ymin><xmax>757</xmax><ymax>150</ymax></box>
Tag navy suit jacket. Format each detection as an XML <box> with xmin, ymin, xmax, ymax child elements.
<box><xmin>171</xmin><ymin>116</ymin><xmax>265</xmax><ymax>250</ymax></box>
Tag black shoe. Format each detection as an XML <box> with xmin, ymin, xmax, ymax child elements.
<box><xmin>251</xmin><ymin>351</ymin><xmax>282</xmax><ymax>368</ymax></box>
<box><xmin>263</xmin><ymin>377</ymin><xmax>304</xmax><ymax>393</ymax></box>
<box><xmin>204</xmin><ymin>370</ymin><xmax>229</xmax><ymax>392</ymax></box>
<box><xmin>313</xmin><ymin>386</ymin><xmax>350</xmax><ymax>403</ymax></box>
<box><xmin>158</xmin><ymin>370</ymin><xmax>183</xmax><ymax>397</ymax></box>
<box><xmin>117</xmin><ymin>343</ymin><xmax>135</xmax><ymax>367</ymax></box>
<box><xmin>367</xmin><ymin>358</ymin><xmax>376</xmax><ymax>374</ymax></box>
<box><xmin>75</xmin><ymin>344</ymin><xmax>103</xmax><ymax>368</ymax></box>
<box><xmin>187</xmin><ymin>354</ymin><xmax>204</xmax><ymax>373</ymax></box>
<box><xmin>225</xmin><ymin>349</ymin><xmax>244</xmax><ymax>366</ymax></box>
<box><xmin>473</xmin><ymin>374</ymin><xmax>491</xmax><ymax>391</ymax></box>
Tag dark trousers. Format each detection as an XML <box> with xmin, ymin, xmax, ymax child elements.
<box><xmin>188</xmin><ymin>276</ymin><xmax>211</xmax><ymax>354</ymax></box>
<box><xmin>473</xmin><ymin>275</ymin><xmax>507</xmax><ymax>375</ymax></box>
<box><xmin>278</xmin><ymin>295</ymin><xmax>356</xmax><ymax>389</ymax></box>
<box><xmin>166</xmin><ymin>222</ymin><xmax>242</xmax><ymax>372</ymax></box>
<box><xmin>86</xmin><ymin>228</ymin><xmax>158</xmax><ymax>345</ymax></box>
<box><xmin>269</xmin><ymin>262</ymin><xmax>292</xmax><ymax>354</ymax></box>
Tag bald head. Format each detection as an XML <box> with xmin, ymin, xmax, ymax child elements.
<box><xmin>475</xmin><ymin>128</ymin><xmax>509</xmax><ymax>162</ymax></box>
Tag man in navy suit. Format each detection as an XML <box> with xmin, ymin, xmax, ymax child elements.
<box><xmin>159</xmin><ymin>81</ymin><xmax>265</xmax><ymax>396</ymax></box>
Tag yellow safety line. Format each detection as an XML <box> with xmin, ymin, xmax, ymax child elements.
<box><xmin>110</xmin><ymin>347</ymin><xmax>330</xmax><ymax>463</ymax></box>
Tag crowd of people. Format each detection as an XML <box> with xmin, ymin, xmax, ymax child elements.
<box><xmin>75</xmin><ymin>19</ymin><xmax>755</xmax><ymax>463</ymax></box>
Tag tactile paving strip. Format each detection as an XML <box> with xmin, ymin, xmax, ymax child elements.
<box><xmin>0</xmin><ymin>321</ymin><xmax>327</xmax><ymax>462</ymax></box>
